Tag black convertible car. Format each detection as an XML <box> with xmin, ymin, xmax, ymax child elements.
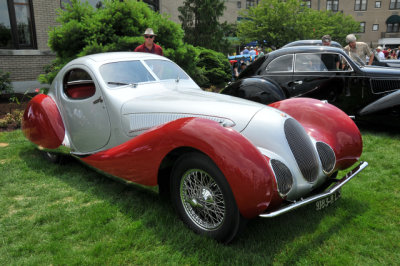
<box><xmin>221</xmin><ymin>46</ymin><xmax>400</xmax><ymax>127</ymax></box>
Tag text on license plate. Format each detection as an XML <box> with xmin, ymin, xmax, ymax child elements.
<box><xmin>315</xmin><ymin>189</ymin><xmax>341</xmax><ymax>211</ymax></box>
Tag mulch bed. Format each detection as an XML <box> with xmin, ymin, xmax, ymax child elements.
<box><xmin>0</xmin><ymin>94</ymin><xmax>30</xmax><ymax>132</ymax></box>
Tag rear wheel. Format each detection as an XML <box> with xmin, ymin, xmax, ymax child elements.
<box><xmin>170</xmin><ymin>152</ymin><xmax>244</xmax><ymax>243</ymax></box>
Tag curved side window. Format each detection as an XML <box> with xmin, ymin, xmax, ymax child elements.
<box><xmin>265</xmin><ymin>54</ymin><xmax>294</xmax><ymax>72</ymax></box>
<box><xmin>295</xmin><ymin>54</ymin><xmax>328</xmax><ymax>72</ymax></box>
<box><xmin>63</xmin><ymin>69</ymin><xmax>96</xmax><ymax>99</ymax></box>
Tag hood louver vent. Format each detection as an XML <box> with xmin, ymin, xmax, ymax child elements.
<box><xmin>371</xmin><ymin>79</ymin><xmax>400</xmax><ymax>94</ymax></box>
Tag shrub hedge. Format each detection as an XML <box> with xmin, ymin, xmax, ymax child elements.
<box><xmin>40</xmin><ymin>0</ymin><xmax>231</xmax><ymax>88</ymax></box>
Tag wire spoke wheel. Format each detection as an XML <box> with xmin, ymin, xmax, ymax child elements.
<box><xmin>180</xmin><ymin>169</ymin><xmax>225</xmax><ymax>230</ymax></box>
<box><xmin>170</xmin><ymin>152</ymin><xmax>244</xmax><ymax>243</ymax></box>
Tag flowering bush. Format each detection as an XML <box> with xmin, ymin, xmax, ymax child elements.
<box><xmin>0</xmin><ymin>109</ymin><xmax>23</xmax><ymax>129</ymax></box>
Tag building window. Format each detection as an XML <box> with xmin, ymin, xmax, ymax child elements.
<box><xmin>143</xmin><ymin>0</ymin><xmax>159</xmax><ymax>11</ymax></box>
<box><xmin>375</xmin><ymin>1</ymin><xmax>381</xmax><ymax>8</ymax></box>
<box><xmin>390</xmin><ymin>0</ymin><xmax>400</xmax><ymax>9</ymax></box>
<box><xmin>359</xmin><ymin>22</ymin><xmax>366</xmax><ymax>33</ymax></box>
<box><xmin>0</xmin><ymin>0</ymin><xmax>36</xmax><ymax>49</ymax></box>
<box><xmin>246</xmin><ymin>0</ymin><xmax>256</xmax><ymax>9</ymax></box>
<box><xmin>237</xmin><ymin>1</ymin><xmax>241</xmax><ymax>8</ymax></box>
<box><xmin>372</xmin><ymin>24</ymin><xmax>379</xmax><ymax>31</ymax></box>
<box><xmin>393</xmin><ymin>23</ymin><xmax>399</xmax><ymax>32</ymax></box>
<box><xmin>355</xmin><ymin>0</ymin><xmax>367</xmax><ymax>11</ymax></box>
<box><xmin>327</xmin><ymin>0</ymin><xmax>339</xmax><ymax>12</ymax></box>
<box><xmin>386</xmin><ymin>23</ymin><xmax>400</xmax><ymax>32</ymax></box>
<box><xmin>302</xmin><ymin>1</ymin><xmax>311</xmax><ymax>8</ymax></box>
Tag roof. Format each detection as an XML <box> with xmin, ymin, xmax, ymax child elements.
<box><xmin>282</xmin><ymin>40</ymin><xmax>342</xmax><ymax>48</ymax></box>
<box><xmin>68</xmin><ymin>52</ymin><xmax>167</xmax><ymax>66</ymax></box>
<box><xmin>274</xmin><ymin>45</ymin><xmax>345</xmax><ymax>55</ymax></box>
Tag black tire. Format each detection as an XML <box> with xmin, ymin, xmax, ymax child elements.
<box><xmin>170</xmin><ymin>152</ymin><xmax>244</xmax><ymax>243</ymax></box>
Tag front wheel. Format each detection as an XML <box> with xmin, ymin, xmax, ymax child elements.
<box><xmin>170</xmin><ymin>152</ymin><xmax>244</xmax><ymax>243</ymax></box>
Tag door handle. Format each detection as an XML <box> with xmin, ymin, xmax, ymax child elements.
<box><xmin>288</xmin><ymin>80</ymin><xmax>303</xmax><ymax>87</ymax></box>
<box><xmin>93</xmin><ymin>96</ymin><xmax>103</xmax><ymax>104</ymax></box>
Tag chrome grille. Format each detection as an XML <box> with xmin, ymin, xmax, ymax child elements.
<box><xmin>316</xmin><ymin>142</ymin><xmax>336</xmax><ymax>174</ymax></box>
<box><xmin>271</xmin><ymin>159</ymin><xmax>293</xmax><ymax>195</ymax></box>
<box><xmin>284</xmin><ymin>118</ymin><xmax>319</xmax><ymax>183</ymax></box>
<box><xmin>371</xmin><ymin>79</ymin><xmax>400</xmax><ymax>94</ymax></box>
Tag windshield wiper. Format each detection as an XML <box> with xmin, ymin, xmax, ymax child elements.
<box><xmin>107</xmin><ymin>81</ymin><xmax>137</xmax><ymax>88</ymax></box>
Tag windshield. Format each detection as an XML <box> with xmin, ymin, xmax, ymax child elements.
<box><xmin>100</xmin><ymin>60</ymin><xmax>156</xmax><ymax>87</ymax></box>
<box><xmin>346</xmin><ymin>51</ymin><xmax>366</xmax><ymax>67</ymax></box>
<box><xmin>144</xmin><ymin>59</ymin><xmax>189</xmax><ymax>80</ymax></box>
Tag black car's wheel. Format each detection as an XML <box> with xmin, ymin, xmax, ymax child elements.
<box><xmin>170</xmin><ymin>152</ymin><xmax>244</xmax><ymax>243</ymax></box>
<box><xmin>41</xmin><ymin>150</ymin><xmax>65</xmax><ymax>164</ymax></box>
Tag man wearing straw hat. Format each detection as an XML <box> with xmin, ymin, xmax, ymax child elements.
<box><xmin>134</xmin><ymin>28</ymin><xmax>163</xmax><ymax>56</ymax></box>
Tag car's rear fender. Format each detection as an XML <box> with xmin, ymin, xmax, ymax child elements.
<box><xmin>80</xmin><ymin>117</ymin><xmax>278</xmax><ymax>219</ymax></box>
<box><xmin>22</xmin><ymin>94</ymin><xmax>65</xmax><ymax>149</ymax></box>
<box><xmin>269</xmin><ymin>98</ymin><xmax>362</xmax><ymax>170</ymax></box>
<box><xmin>221</xmin><ymin>77</ymin><xmax>286</xmax><ymax>105</ymax></box>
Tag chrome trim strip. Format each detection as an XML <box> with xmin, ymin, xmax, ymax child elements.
<box><xmin>259</xmin><ymin>161</ymin><xmax>368</xmax><ymax>218</ymax></box>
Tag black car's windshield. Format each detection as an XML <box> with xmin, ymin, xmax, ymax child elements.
<box><xmin>100</xmin><ymin>60</ymin><xmax>156</xmax><ymax>87</ymax></box>
<box><xmin>346</xmin><ymin>51</ymin><xmax>366</xmax><ymax>67</ymax></box>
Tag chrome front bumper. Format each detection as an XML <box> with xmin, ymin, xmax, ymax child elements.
<box><xmin>259</xmin><ymin>161</ymin><xmax>368</xmax><ymax>218</ymax></box>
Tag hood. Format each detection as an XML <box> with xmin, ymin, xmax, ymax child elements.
<box><xmin>121</xmin><ymin>88</ymin><xmax>265</xmax><ymax>135</ymax></box>
<box><xmin>361</xmin><ymin>65</ymin><xmax>400</xmax><ymax>76</ymax></box>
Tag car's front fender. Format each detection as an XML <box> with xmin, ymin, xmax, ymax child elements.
<box><xmin>359</xmin><ymin>89</ymin><xmax>400</xmax><ymax>116</ymax></box>
<box><xmin>80</xmin><ymin>117</ymin><xmax>278</xmax><ymax>218</ymax></box>
<box><xmin>269</xmin><ymin>98</ymin><xmax>362</xmax><ymax>170</ymax></box>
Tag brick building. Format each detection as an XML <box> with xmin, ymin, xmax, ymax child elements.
<box><xmin>160</xmin><ymin>0</ymin><xmax>400</xmax><ymax>48</ymax></box>
<box><xmin>0</xmin><ymin>0</ymin><xmax>59</xmax><ymax>93</ymax></box>
<box><xmin>302</xmin><ymin>0</ymin><xmax>400</xmax><ymax>48</ymax></box>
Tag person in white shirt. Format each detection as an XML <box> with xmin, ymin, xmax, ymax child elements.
<box><xmin>376</xmin><ymin>46</ymin><xmax>385</xmax><ymax>60</ymax></box>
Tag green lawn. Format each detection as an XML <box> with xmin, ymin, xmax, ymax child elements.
<box><xmin>1</xmin><ymin>129</ymin><xmax>399</xmax><ymax>265</ymax></box>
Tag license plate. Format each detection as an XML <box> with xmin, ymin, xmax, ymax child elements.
<box><xmin>315</xmin><ymin>189</ymin><xmax>341</xmax><ymax>211</ymax></box>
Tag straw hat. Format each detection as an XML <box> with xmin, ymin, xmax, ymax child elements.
<box><xmin>143</xmin><ymin>28</ymin><xmax>156</xmax><ymax>36</ymax></box>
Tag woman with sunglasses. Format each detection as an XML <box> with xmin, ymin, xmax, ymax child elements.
<box><xmin>134</xmin><ymin>28</ymin><xmax>164</xmax><ymax>56</ymax></box>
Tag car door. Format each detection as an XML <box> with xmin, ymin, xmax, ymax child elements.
<box><xmin>289</xmin><ymin>52</ymin><xmax>347</xmax><ymax>102</ymax></box>
<box><xmin>59</xmin><ymin>65</ymin><xmax>111</xmax><ymax>153</ymax></box>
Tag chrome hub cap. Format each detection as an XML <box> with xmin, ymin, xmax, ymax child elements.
<box><xmin>180</xmin><ymin>169</ymin><xmax>225</xmax><ymax>230</ymax></box>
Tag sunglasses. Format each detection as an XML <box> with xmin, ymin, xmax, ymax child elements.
<box><xmin>144</xmin><ymin>35</ymin><xmax>154</xmax><ymax>39</ymax></box>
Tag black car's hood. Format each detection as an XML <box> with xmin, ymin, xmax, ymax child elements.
<box><xmin>360</xmin><ymin>65</ymin><xmax>400</xmax><ymax>76</ymax></box>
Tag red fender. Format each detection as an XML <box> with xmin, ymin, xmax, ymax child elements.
<box><xmin>81</xmin><ymin>117</ymin><xmax>279</xmax><ymax>218</ymax></box>
<box><xmin>269</xmin><ymin>98</ymin><xmax>362</xmax><ymax>169</ymax></box>
<box><xmin>22</xmin><ymin>94</ymin><xmax>65</xmax><ymax>149</ymax></box>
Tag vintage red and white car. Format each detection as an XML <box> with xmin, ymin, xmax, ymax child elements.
<box><xmin>22</xmin><ymin>52</ymin><xmax>367</xmax><ymax>243</ymax></box>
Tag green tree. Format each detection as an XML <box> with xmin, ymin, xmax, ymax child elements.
<box><xmin>178</xmin><ymin>0</ymin><xmax>230</xmax><ymax>53</ymax></box>
<box><xmin>237</xmin><ymin>0</ymin><xmax>360</xmax><ymax>48</ymax></box>
<box><xmin>40</xmin><ymin>0</ymin><xmax>231</xmax><ymax>87</ymax></box>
